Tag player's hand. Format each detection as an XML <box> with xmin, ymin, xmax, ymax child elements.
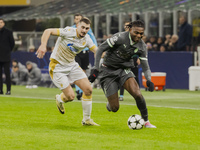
<box><xmin>88</xmin><ymin>69</ymin><xmax>99</xmax><ymax>83</ymax></box>
<box><xmin>36</xmin><ymin>44</ymin><xmax>47</xmax><ymax>59</ymax></box>
<box><xmin>146</xmin><ymin>80</ymin><xmax>154</xmax><ymax>92</ymax></box>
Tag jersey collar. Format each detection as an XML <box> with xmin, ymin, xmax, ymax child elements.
<box><xmin>129</xmin><ymin>32</ymin><xmax>135</xmax><ymax>45</ymax></box>
<box><xmin>76</xmin><ymin>29</ymin><xmax>81</xmax><ymax>39</ymax></box>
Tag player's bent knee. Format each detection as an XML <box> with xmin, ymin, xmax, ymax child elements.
<box><xmin>111</xmin><ymin>106</ymin><xmax>119</xmax><ymax>112</ymax></box>
<box><xmin>134</xmin><ymin>93</ymin><xmax>143</xmax><ymax>100</ymax></box>
<box><xmin>83</xmin><ymin>88</ymin><xmax>92</xmax><ymax>96</ymax></box>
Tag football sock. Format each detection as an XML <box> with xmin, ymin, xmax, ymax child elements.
<box><xmin>135</xmin><ymin>95</ymin><xmax>148</xmax><ymax>121</ymax></box>
<box><xmin>75</xmin><ymin>85</ymin><xmax>83</xmax><ymax>94</ymax></box>
<box><xmin>119</xmin><ymin>95</ymin><xmax>124</xmax><ymax>98</ymax></box>
<box><xmin>82</xmin><ymin>93</ymin><xmax>92</xmax><ymax>121</ymax></box>
<box><xmin>120</xmin><ymin>87</ymin><xmax>124</xmax><ymax>96</ymax></box>
<box><xmin>57</xmin><ymin>93</ymin><xmax>64</xmax><ymax>103</ymax></box>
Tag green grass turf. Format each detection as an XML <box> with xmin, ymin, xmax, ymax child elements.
<box><xmin>0</xmin><ymin>85</ymin><xmax>200</xmax><ymax>150</ymax></box>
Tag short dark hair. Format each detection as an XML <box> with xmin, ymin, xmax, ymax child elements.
<box><xmin>80</xmin><ymin>17</ymin><xmax>91</xmax><ymax>25</ymax></box>
<box><xmin>74</xmin><ymin>13</ymin><xmax>83</xmax><ymax>19</ymax></box>
<box><xmin>129</xmin><ymin>20</ymin><xmax>145</xmax><ymax>29</ymax></box>
<box><xmin>12</xmin><ymin>59</ymin><xmax>18</xmax><ymax>64</ymax></box>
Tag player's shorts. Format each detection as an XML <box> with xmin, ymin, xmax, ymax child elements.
<box><xmin>99</xmin><ymin>64</ymin><xmax>135</xmax><ymax>97</ymax></box>
<box><xmin>49</xmin><ymin>59</ymin><xmax>87</xmax><ymax>90</ymax></box>
<box><xmin>75</xmin><ymin>50</ymin><xmax>89</xmax><ymax>70</ymax></box>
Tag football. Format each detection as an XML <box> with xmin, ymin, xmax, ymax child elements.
<box><xmin>127</xmin><ymin>114</ymin><xmax>144</xmax><ymax>130</ymax></box>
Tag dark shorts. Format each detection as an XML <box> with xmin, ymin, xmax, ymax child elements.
<box><xmin>99</xmin><ymin>65</ymin><xmax>135</xmax><ymax>97</ymax></box>
<box><xmin>75</xmin><ymin>51</ymin><xmax>89</xmax><ymax>70</ymax></box>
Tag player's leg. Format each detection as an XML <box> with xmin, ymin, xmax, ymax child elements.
<box><xmin>107</xmin><ymin>92</ymin><xmax>119</xmax><ymax>112</ymax></box>
<box><xmin>124</xmin><ymin>77</ymin><xmax>147</xmax><ymax>119</ymax></box>
<box><xmin>54</xmin><ymin>76</ymin><xmax>75</xmax><ymax>114</ymax></box>
<box><xmin>49</xmin><ymin>59</ymin><xmax>75</xmax><ymax>114</ymax></box>
<box><xmin>101</xmin><ymin>81</ymin><xmax>119</xmax><ymax>112</ymax></box>
<box><xmin>124</xmin><ymin>77</ymin><xmax>156</xmax><ymax>128</ymax></box>
<box><xmin>3</xmin><ymin>62</ymin><xmax>11</xmax><ymax>94</ymax></box>
<box><xmin>0</xmin><ymin>63</ymin><xmax>3</xmax><ymax>94</ymax></box>
<box><xmin>75</xmin><ymin>78</ymin><xmax>99</xmax><ymax>126</ymax></box>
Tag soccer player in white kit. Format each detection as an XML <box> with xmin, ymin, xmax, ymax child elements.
<box><xmin>36</xmin><ymin>17</ymin><xmax>99</xmax><ymax>126</ymax></box>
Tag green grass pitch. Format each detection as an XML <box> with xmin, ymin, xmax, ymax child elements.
<box><xmin>0</xmin><ymin>85</ymin><xmax>200</xmax><ymax>150</ymax></box>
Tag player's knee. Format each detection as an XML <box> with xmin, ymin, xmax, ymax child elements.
<box><xmin>83</xmin><ymin>88</ymin><xmax>92</xmax><ymax>96</ymax></box>
<box><xmin>111</xmin><ymin>105</ymin><xmax>119</xmax><ymax>112</ymax></box>
<box><xmin>133</xmin><ymin>92</ymin><xmax>143</xmax><ymax>100</ymax></box>
<box><xmin>134</xmin><ymin>93</ymin><xmax>143</xmax><ymax>102</ymax></box>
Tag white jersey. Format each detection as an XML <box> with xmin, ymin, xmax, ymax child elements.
<box><xmin>50</xmin><ymin>27</ymin><xmax>96</xmax><ymax>65</ymax></box>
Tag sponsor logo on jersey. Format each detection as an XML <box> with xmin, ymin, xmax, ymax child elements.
<box><xmin>67</xmin><ymin>43</ymin><xmax>79</xmax><ymax>53</ymax></box>
<box><xmin>110</xmin><ymin>36</ymin><xmax>118</xmax><ymax>45</ymax></box>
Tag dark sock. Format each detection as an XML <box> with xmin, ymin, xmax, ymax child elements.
<box><xmin>135</xmin><ymin>95</ymin><xmax>148</xmax><ymax>121</ymax></box>
<box><xmin>120</xmin><ymin>87</ymin><xmax>124</xmax><ymax>96</ymax></box>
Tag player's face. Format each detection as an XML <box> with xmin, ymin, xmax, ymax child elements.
<box><xmin>130</xmin><ymin>26</ymin><xmax>144</xmax><ymax>43</ymax></box>
<box><xmin>74</xmin><ymin>16</ymin><xmax>82</xmax><ymax>25</ymax></box>
<box><xmin>0</xmin><ymin>20</ymin><xmax>5</xmax><ymax>29</ymax></box>
<box><xmin>77</xmin><ymin>22</ymin><xmax>90</xmax><ymax>38</ymax></box>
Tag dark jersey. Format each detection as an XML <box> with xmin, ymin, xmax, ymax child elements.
<box><xmin>103</xmin><ymin>31</ymin><xmax>147</xmax><ymax>69</ymax></box>
<box><xmin>95</xmin><ymin>31</ymin><xmax>151</xmax><ymax>81</ymax></box>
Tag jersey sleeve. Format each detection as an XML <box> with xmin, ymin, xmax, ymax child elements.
<box><xmin>59</xmin><ymin>27</ymin><xmax>74</xmax><ymax>38</ymax></box>
<box><xmin>139</xmin><ymin>43</ymin><xmax>148</xmax><ymax>61</ymax></box>
<box><xmin>106</xmin><ymin>33</ymin><xmax>121</xmax><ymax>48</ymax></box>
<box><xmin>86</xmin><ymin>35</ymin><xmax>97</xmax><ymax>51</ymax></box>
<box><xmin>139</xmin><ymin>43</ymin><xmax>151</xmax><ymax>81</ymax></box>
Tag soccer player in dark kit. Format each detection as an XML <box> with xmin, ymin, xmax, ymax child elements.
<box><xmin>89</xmin><ymin>20</ymin><xmax>156</xmax><ymax>128</ymax></box>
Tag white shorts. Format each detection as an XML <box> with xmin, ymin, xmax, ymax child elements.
<box><xmin>49</xmin><ymin>59</ymin><xmax>87</xmax><ymax>90</ymax></box>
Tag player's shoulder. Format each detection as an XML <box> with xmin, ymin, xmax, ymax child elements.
<box><xmin>140</xmin><ymin>39</ymin><xmax>147</xmax><ymax>47</ymax></box>
<box><xmin>136</xmin><ymin>39</ymin><xmax>146</xmax><ymax>49</ymax></box>
<box><xmin>61</xmin><ymin>26</ymin><xmax>75</xmax><ymax>33</ymax></box>
<box><xmin>111</xmin><ymin>31</ymin><xmax>127</xmax><ymax>38</ymax></box>
<box><xmin>110</xmin><ymin>31</ymin><xmax>127</xmax><ymax>42</ymax></box>
<box><xmin>85</xmin><ymin>34</ymin><xmax>91</xmax><ymax>39</ymax></box>
<box><xmin>85</xmin><ymin>34</ymin><xmax>93</xmax><ymax>41</ymax></box>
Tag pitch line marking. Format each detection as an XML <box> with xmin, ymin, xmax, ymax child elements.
<box><xmin>0</xmin><ymin>95</ymin><xmax>200</xmax><ymax>110</ymax></box>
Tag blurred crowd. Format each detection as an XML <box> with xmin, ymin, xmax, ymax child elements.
<box><xmin>11</xmin><ymin>59</ymin><xmax>42</xmax><ymax>88</ymax></box>
<box><xmin>99</xmin><ymin>33</ymin><xmax>192</xmax><ymax>52</ymax></box>
<box><xmin>143</xmin><ymin>34</ymin><xmax>179</xmax><ymax>52</ymax></box>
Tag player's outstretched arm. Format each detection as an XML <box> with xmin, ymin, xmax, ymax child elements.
<box><xmin>140</xmin><ymin>58</ymin><xmax>154</xmax><ymax>92</ymax></box>
<box><xmin>36</xmin><ymin>28</ymin><xmax>59</xmax><ymax>59</ymax></box>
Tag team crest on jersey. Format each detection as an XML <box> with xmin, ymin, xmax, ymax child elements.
<box><xmin>82</xmin><ymin>41</ymin><xmax>86</xmax><ymax>45</ymax></box>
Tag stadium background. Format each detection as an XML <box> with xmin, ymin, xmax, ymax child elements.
<box><xmin>0</xmin><ymin>0</ymin><xmax>200</xmax><ymax>89</ymax></box>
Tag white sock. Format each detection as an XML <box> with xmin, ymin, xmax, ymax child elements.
<box><xmin>56</xmin><ymin>94</ymin><xmax>64</xmax><ymax>103</ymax></box>
<box><xmin>82</xmin><ymin>99</ymin><xmax>92</xmax><ymax>121</ymax></box>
